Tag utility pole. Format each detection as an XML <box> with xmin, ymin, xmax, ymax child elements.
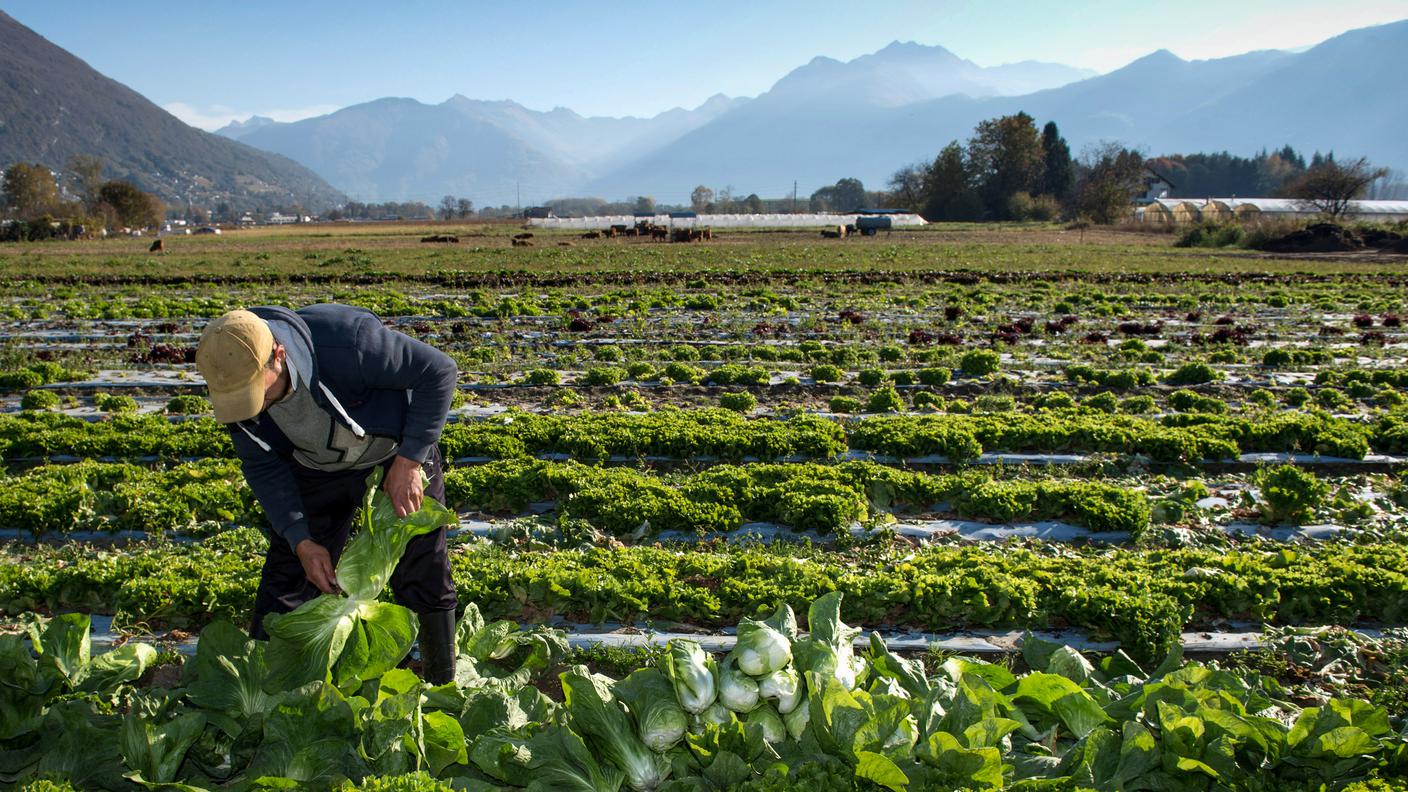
<box><xmin>792</xmin><ymin>181</ymin><xmax>797</xmax><ymax>213</ymax></box>
<box><xmin>516</xmin><ymin>182</ymin><xmax>521</xmax><ymax>216</ymax></box>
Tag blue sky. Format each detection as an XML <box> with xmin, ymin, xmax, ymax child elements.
<box><xmin>7</xmin><ymin>0</ymin><xmax>1408</xmax><ymax>129</ymax></box>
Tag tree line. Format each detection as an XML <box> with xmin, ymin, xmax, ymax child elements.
<box><xmin>1</xmin><ymin>156</ymin><xmax>165</xmax><ymax>240</ymax></box>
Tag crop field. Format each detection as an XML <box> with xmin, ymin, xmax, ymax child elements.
<box><xmin>1</xmin><ymin>223</ymin><xmax>1406</xmax><ymax>790</ymax></box>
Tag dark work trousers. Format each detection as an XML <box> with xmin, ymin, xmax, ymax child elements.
<box><xmin>249</xmin><ymin>445</ymin><xmax>457</xmax><ymax>639</ymax></box>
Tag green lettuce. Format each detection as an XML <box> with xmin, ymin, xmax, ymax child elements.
<box><xmin>613</xmin><ymin>667</ymin><xmax>687</xmax><ymax>753</ymax></box>
<box><xmin>665</xmin><ymin>639</ymin><xmax>716</xmax><ymax>715</ymax></box>
<box><xmin>561</xmin><ymin>669</ymin><xmax>671</xmax><ymax>791</ymax></box>
<box><xmin>732</xmin><ymin>603</ymin><xmax>795</xmax><ymax>677</ymax></box>
<box><xmin>264</xmin><ymin>473</ymin><xmax>456</xmax><ymax>693</ymax></box>
<box><xmin>716</xmin><ymin>656</ymin><xmax>760</xmax><ymax>713</ymax></box>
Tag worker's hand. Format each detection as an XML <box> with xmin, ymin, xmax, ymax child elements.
<box><xmin>383</xmin><ymin>455</ymin><xmax>424</xmax><ymax>518</ymax></box>
<box><xmin>295</xmin><ymin>539</ymin><xmax>341</xmax><ymax>595</ymax></box>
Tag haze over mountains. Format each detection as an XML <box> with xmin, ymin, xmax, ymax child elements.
<box><xmin>213</xmin><ymin>20</ymin><xmax>1407</xmax><ymax>206</ymax></box>
<box><xmin>216</xmin><ymin>44</ymin><xmax>1094</xmax><ymax>205</ymax></box>
<box><xmin>4</xmin><ymin>8</ymin><xmax>1406</xmax><ymax>213</ymax></box>
<box><xmin>0</xmin><ymin>11</ymin><xmax>343</xmax><ymax>213</ymax></box>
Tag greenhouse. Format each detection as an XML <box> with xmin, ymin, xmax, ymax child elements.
<box><xmin>1138</xmin><ymin>197</ymin><xmax>1408</xmax><ymax>224</ymax></box>
<box><xmin>529</xmin><ymin>212</ymin><xmax>928</xmax><ymax>230</ymax></box>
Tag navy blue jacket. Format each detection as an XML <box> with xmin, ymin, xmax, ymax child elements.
<box><xmin>227</xmin><ymin>304</ymin><xmax>457</xmax><ymax>551</ymax></box>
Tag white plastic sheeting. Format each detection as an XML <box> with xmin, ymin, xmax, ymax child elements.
<box><xmin>527</xmin><ymin>212</ymin><xmax>928</xmax><ymax>230</ymax></box>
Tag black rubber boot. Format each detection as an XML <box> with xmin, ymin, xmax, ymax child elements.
<box><xmin>417</xmin><ymin>609</ymin><xmax>458</xmax><ymax>686</ymax></box>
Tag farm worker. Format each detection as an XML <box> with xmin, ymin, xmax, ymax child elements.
<box><xmin>195</xmin><ymin>305</ymin><xmax>460</xmax><ymax>684</ymax></box>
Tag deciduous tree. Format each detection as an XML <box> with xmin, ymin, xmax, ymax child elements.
<box><xmin>1074</xmin><ymin>143</ymin><xmax>1145</xmax><ymax>225</ymax></box>
<box><xmin>2</xmin><ymin>162</ymin><xmax>61</xmax><ymax>220</ymax></box>
<box><xmin>1283</xmin><ymin>157</ymin><xmax>1389</xmax><ymax>218</ymax></box>
<box><xmin>97</xmin><ymin>180</ymin><xmax>163</xmax><ymax>229</ymax></box>
<box><xmin>967</xmin><ymin>112</ymin><xmax>1045</xmax><ymax>218</ymax></box>
<box><xmin>690</xmin><ymin>186</ymin><xmax>714</xmax><ymax>213</ymax></box>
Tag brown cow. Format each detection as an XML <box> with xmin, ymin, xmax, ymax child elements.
<box><xmin>820</xmin><ymin>229</ymin><xmax>842</xmax><ymax>239</ymax></box>
<box><xmin>149</xmin><ymin>238</ymin><xmax>165</xmax><ymax>253</ymax></box>
<box><xmin>421</xmin><ymin>234</ymin><xmax>459</xmax><ymax>243</ymax></box>
<box><xmin>512</xmin><ymin>232</ymin><xmax>534</xmax><ymax>240</ymax></box>
<box><xmin>511</xmin><ymin>238</ymin><xmax>534</xmax><ymax>247</ymax></box>
<box><xmin>700</xmin><ymin>227</ymin><xmax>712</xmax><ymax>240</ymax></box>
<box><xmin>581</xmin><ymin>231</ymin><xmax>602</xmax><ymax>239</ymax></box>
<box><xmin>651</xmin><ymin>226</ymin><xmax>669</xmax><ymax>241</ymax></box>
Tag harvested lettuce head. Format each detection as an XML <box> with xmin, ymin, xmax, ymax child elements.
<box><xmin>561</xmin><ymin>669</ymin><xmax>671</xmax><ymax>791</ymax></box>
<box><xmin>791</xmin><ymin>591</ymin><xmax>864</xmax><ymax>691</ymax></box>
<box><xmin>665</xmin><ymin>639</ymin><xmax>716</xmax><ymax>715</ymax></box>
<box><xmin>716</xmin><ymin>656</ymin><xmax>760</xmax><ymax>713</ymax></box>
<box><xmin>757</xmin><ymin>666</ymin><xmax>803</xmax><ymax>714</ymax></box>
<box><xmin>732</xmin><ymin>604</ymin><xmax>794</xmax><ymax>677</ymax></box>
<box><xmin>745</xmin><ymin>703</ymin><xmax>787</xmax><ymax>744</ymax></box>
<box><xmin>263</xmin><ymin>471</ymin><xmax>457</xmax><ymax>693</ymax></box>
<box><xmin>613</xmin><ymin>667</ymin><xmax>687</xmax><ymax>753</ymax></box>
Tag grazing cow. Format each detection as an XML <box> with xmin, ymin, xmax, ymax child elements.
<box><xmin>420</xmin><ymin>234</ymin><xmax>459</xmax><ymax>243</ymax></box>
<box><xmin>149</xmin><ymin>238</ymin><xmax>165</xmax><ymax>253</ymax></box>
<box><xmin>512</xmin><ymin>232</ymin><xmax>534</xmax><ymax>240</ymax></box>
<box><xmin>700</xmin><ymin>227</ymin><xmax>712</xmax><ymax>240</ymax></box>
<box><xmin>511</xmin><ymin>238</ymin><xmax>534</xmax><ymax>247</ymax></box>
<box><xmin>610</xmin><ymin>224</ymin><xmax>629</xmax><ymax>237</ymax></box>
<box><xmin>581</xmin><ymin>231</ymin><xmax>602</xmax><ymax>239</ymax></box>
<box><xmin>672</xmin><ymin>228</ymin><xmax>694</xmax><ymax>243</ymax></box>
<box><xmin>844</xmin><ymin>224</ymin><xmax>857</xmax><ymax>236</ymax></box>
<box><xmin>820</xmin><ymin>229</ymin><xmax>842</xmax><ymax>239</ymax></box>
<box><xmin>651</xmin><ymin>226</ymin><xmax>669</xmax><ymax>241</ymax></box>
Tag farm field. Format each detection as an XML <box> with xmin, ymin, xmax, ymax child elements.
<box><xmin>1</xmin><ymin>222</ymin><xmax>1406</xmax><ymax>790</ymax></box>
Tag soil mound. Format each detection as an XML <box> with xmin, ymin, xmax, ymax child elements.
<box><xmin>1261</xmin><ymin>223</ymin><xmax>1364</xmax><ymax>253</ymax></box>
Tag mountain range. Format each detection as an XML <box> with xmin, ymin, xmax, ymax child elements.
<box><xmin>4</xmin><ymin>9</ymin><xmax>1406</xmax><ymax>212</ymax></box>
<box><xmin>0</xmin><ymin>11</ymin><xmax>344</xmax><ymax>212</ymax></box>
<box><xmin>215</xmin><ymin>43</ymin><xmax>1093</xmax><ymax>205</ymax></box>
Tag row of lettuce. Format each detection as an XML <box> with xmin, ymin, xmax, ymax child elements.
<box><xmin>4</xmin><ymin>275</ymin><xmax>1405</xmax><ymax>317</ymax></box>
<box><xmin>2</xmin><ymin>583</ymin><xmax>1405</xmax><ymax>790</ymax></box>
<box><xmin>0</xmin><ymin>458</ymin><xmax>1157</xmax><ymax>537</ymax></box>
<box><xmin>4</xmin><ymin>408</ymin><xmax>1406</xmax><ymax>463</ymax></box>
<box><xmin>3</xmin><ymin>534</ymin><xmax>1406</xmax><ymax>662</ymax></box>
<box><xmin>0</xmin><ymin>456</ymin><xmax>1371</xmax><ymax>538</ymax></box>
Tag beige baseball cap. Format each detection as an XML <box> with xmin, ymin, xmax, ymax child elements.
<box><xmin>195</xmin><ymin>310</ymin><xmax>274</xmax><ymax>423</ymax></box>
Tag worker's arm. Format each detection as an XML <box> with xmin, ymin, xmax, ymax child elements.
<box><xmin>230</xmin><ymin>424</ymin><xmax>338</xmax><ymax>593</ymax></box>
<box><xmin>352</xmin><ymin>313</ymin><xmax>459</xmax><ymax>464</ymax></box>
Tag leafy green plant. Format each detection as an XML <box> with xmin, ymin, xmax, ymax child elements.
<box><xmin>958</xmin><ymin>349</ymin><xmax>1000</xmax><ymax>378</ymax></box>
<box><xmin>163</xmin><ymin>394</ymin><xmax>210</xmax><ymax>414</ymax></box>
<box><xmin>263</xmin><ymin>473</ymin><xmax>457</xmax><ymax>693</ymax></box>
<box><xmin>864</xmin><ymin>386</ymin><xmax>904</xmax><ymax>414</ymax></box>
<box><xmin>1254</xmin><ymin>464</ymin><xmax>1330</xmax><ymax>525</ymax></box>
<box><xmin>1163</xmin><ymin>362</ymin><xmax>1220</xmax><ymax>386</ymax></box>
<box><xmin>93</xmin><ymin>392</ymin><xmax>138</xmax><ymax>413</ymax></box>
<box><xmin>20</xmin><ymin>390</ymin><xmax>59</xmax><ymax>411</ymax></box>
<box><xmin>524</xmin><ymin>368</ymin><xmax>560</xmax><ymax>385</ymax></box>
<box><xmin>719</xmin><ymin>392</ymin><xmax>758</xmax><ymax>413</ymax></box>
<box><xmin>828</xmin><ymin>396</ymin><xmax>861</xmax><ymax>414</ymax></box>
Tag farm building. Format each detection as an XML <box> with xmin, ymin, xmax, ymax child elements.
<box><xmin>1134</xmin><ymin>197</ymin><xmax>1408</xmax><ymax>224</ymax></box>
<box><xmin>528</xmin><ymin>212</ymin><xmax>928</xmax><ymax>230</ymax></box>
